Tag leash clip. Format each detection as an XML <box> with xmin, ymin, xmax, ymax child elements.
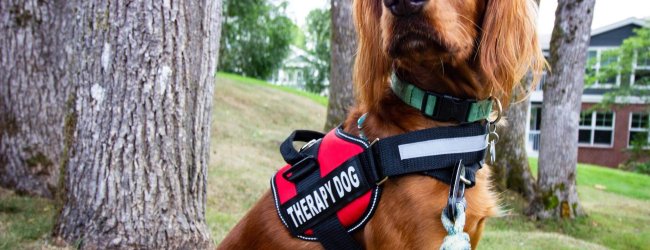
<box><xmin>446</xmin><ymin>160</ymin><xmax>467</xmax><ymax>221</ymax></box>
<box><xmin>487</xmin><ymin>123</ymin><xmax>500</xmax><ymax>164</ymax></box>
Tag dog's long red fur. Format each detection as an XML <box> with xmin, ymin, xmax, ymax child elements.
<box><xmin>219</xmin><ymin>0</ymin><xmax>545</xmax><ymax>249</ymax></box>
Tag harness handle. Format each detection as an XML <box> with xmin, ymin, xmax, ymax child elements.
<box><xmin>280</xmin><ymin>130</ymin><xmax>325</xmax><ymax>182</ymax></box>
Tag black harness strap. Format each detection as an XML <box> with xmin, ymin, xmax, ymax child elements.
<box><xmin>368</xmin><ymin>122</ymin><xmax>487</xmax><ymax>186</ymax></box>
<box><xmin>277</xmin><ymin>122</ymin><xmax>489</xmax><ymax>250</ymax></box>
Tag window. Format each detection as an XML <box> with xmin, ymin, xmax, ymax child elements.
<box><xmin>535</xmin><ymin>71</ymin><xmax>547</xmax><ymax>91</ymax></box>
<box><xmin>586</xmin><ymin>48</ymin><xmax>620</xmax><ymax>87</ymax></box>
<box><xmin>633</xmin><ymin>48</ymin><xmax>650</xmax><ymax>87</ymax></box>
<box><xmin>528</xmin><ymin>105</ymin><xmax>542</xmax><ymax>151</ymax></box>
<box><xmin>579</xmin><ymin>111</ymin><xmax>615</xmax><ymax>147</ymax></box>
<box><xmin>529</xmin><ymin>106</ymin><xmax>542</xmax><ymax>131</ymax></box>
<box><xmin>629</xmin><ymin>113</ymin><xmax>650</xmax><ymax>147</ymax></box>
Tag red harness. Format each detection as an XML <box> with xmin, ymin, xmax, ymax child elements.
<box><xmin>271</xmin><ymin>128</ymin><xmax>381</xmax><ymax>240</ymax></box>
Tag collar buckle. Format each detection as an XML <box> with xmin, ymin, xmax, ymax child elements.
<box><xmin>427</xmin><ymin>94</ymin><xmax>472</xmax><ymax>123</ymax></box>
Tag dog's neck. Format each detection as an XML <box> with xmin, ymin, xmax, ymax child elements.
<box><xmin>344</xmin><ymin>59</ymin><xmax>489</xmax><ymax>141</ymax></box>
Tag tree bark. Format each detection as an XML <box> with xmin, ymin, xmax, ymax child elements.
<box><xmin>324</xmin><ymin>0</ymin><xmax>357</xmax><ymax>131</ymax></box>
<box><xmin>53</xmin><ymin>0</ymin><xmax>222</xmax><ymax>248</ymax></box>
<box><xmin>492</xmin><ymin>78</ymin><xmax>536</xmax><ymax>200</ymax></box>
<box><xmin>530</xmin><ymin>0</ymin><xmax>595</xmax><ymax>219</ymax></box>
<box><xmin>0</xmin><ymin>0</ymin><xmax>71</xmax><ymax>198</ymax></box>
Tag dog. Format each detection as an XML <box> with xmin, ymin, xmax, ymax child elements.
<box><xmin>219</xmin><ymin>0</ymin><xmax>544</xmax><ymax>249</ymax></box>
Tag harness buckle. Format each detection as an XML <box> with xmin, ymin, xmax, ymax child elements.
<box><xmin>283</xmin><ymin>155</ymin><xmax>318</xmax><ymax>183</ymax></box>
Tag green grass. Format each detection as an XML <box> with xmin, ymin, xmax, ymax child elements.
<box><xmin>529</xmin><ymin>158</ymin><xmax>650</xmax><ymax>200</ymax></box>
<box><xmin>0</xmin><ymin>189</ymin><xmax>58</xmax><ymax>250</ymax></box>
<box><xmin>216</xmin><ymin>72</ymin><xmax>328</xmax><ymax>106</ymax></box>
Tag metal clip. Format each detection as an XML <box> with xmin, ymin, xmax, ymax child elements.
<box><xmin>300</xmin><ymin>139</ymin><xmax>320</xmax><ymax>152</ymax></box>
<box><xmin>487</xmin><ymin>124</ymin><xmax>500</xmax><ymax>164</ymax></box>
<box><xmin>446</xmin><ymin>160</ymin><xmax>467</xmax><ymax>221</ymax></box>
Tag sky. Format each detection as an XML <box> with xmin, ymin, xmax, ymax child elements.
<box><xmin>282</xmin><ymin>0</ymin><xmax>650</xmax><ymax>35</ymax></box>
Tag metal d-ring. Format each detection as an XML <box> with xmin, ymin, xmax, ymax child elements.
<box><xmin>488</xmin><ymin>97</ymin><xmax>503</xmax><ymax>125</ymax></box>
<box><xmin>488</xmin><ymin>131</ymin><xmax>500</xmax><ymax>144</ymax></box>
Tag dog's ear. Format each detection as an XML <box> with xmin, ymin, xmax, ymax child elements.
<box><xmin>353</xmin><ymin>0</ymin><xmax>391</xmax><ymax>110</ymax></box>
<box><xmin>478</xmin><ymin>0</ymin><xmax>546</xmax><ymax>107</ymax></box>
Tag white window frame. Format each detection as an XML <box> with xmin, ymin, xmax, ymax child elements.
<box><xmin>631</xmin><ymin>50</ymin><xmax>650</xmax><ymax>89</ymax></box>
<box><xmin>587</xmin><ymin>47</ymin><xmax>622</xmax><ymax>88</ymax></box>
<box><xmin>578</xmin><ymin>111</ymin><xmax>616</xmax><ymax>148</ymax></box>
<box><xmin>628</xmin><ymin>112</ymin><xmax>650</xmax><ymax>149</ymax></box>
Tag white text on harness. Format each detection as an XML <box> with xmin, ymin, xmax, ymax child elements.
<box><xmin>286</xmin><ymin>166</ymin><xmax>361</xmax><ymax>228</ymax></box>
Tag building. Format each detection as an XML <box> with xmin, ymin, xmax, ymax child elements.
<box><xmin>527</xmin><ymin>18</ymin><xmax>650</xmax><ymax>168</ymax></box>
<box><xmin>270</xmin><ymin>45</ymin><xmax>329</xmax><ymax>95</ymax></box>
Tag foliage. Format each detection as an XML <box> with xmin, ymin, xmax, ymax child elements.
<box><xmin>302</xmin><ymin>8</ymin><xmax>331</xmax><ymax>94</ymax></box>
<box><xmin>219</xmin><ymin>0</ymin><xmax>295</xmax><ymax>79</ymax></box>
<box><xmin>587</xmin><ymin>24</ymin><xmax>650</xmax><ymax>106</ymax></box>
<box><xmin>586</xmin><ymin>24</ymin><xmax>650</xmax><ymax>174</ymax></box>
<box><xmin>623</xmin><ymin>132</ymin><xmax>650</xmax><ymax>175</ymax></box>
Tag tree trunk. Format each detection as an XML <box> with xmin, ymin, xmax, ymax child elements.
<box><xmin>492</xmin><ymin>78</ymin><xmax>536</xmax><ymax>200</ymax></box>
<box><xmin>53</xmin><ymin>0</ymin><xmax>222</xmax><ymax>248</ymax></box>
<box><xmin>530</xmin><ymin>0</ymin><xmax>595</xmax><ymax>219</ymax></box>
<box><xmin>324</xmin><ymin>0</ymin><xmax>356</xmax><ymax>131</ymax></box>
<box><xmin>490</xmin><ymin>0</ymin><xmax>539</xmax><ymax>202</ymax></box>
<box><xmin>0</xmin><ymin>0</ymin><xmax>71</xmax><ymax>198</ymax></box>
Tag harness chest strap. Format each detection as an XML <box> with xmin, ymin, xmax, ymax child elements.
<box><xmin>272</xmin><ymin>122</ymin><xmax>489</xmax><ymax>241</ymax></box>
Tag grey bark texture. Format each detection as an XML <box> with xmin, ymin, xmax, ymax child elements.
<box><xmin>324</xmin><ymin>0</ymin><xmax>357</xmax><ymax>131</ymax></box>
<box><xmin>0</xmin><ymin>0</ymin><xmax>71</xmax><ymax>198</ymax></box>
<box><xmin>531</xmin><ymin>0</ymin><xmax>595</xmax><ymax>219</ymax></box>
<box><xmin>492</xmin><ymin>79</ymin><xmax>536</xmax><ymax>200</ymax></box>
<box><xmin>53</xmin><ymin>0</ymin><xmax>222</xmax><ymax>248</ymax></box>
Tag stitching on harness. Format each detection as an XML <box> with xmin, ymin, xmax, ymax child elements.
<box><xmin>270</xmin><ymin>178</ymin><xmax>292</xmax><ymax>230</ymax></box>
<box><xmin>348</xmin><ymin>186</ymin><xmax>381</xmax><ymax>232</ymax></box>
<box><xmin>272</xmin><ymin>178</ymin><xmax>319</xmax><ymax>241</ymax></box>
<box><xmin>336</xmin><ymin>128</ymin><xmax>370</xmax><ymax>148</ymax></box>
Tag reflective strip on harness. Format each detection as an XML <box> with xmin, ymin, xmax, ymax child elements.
<box><xmin>398</xmin><ymin>134</ymin><xmax>488</xmax><ymax>160</ymax></box>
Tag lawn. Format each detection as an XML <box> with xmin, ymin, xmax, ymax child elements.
<box><xmin>1</xmin><ymin>74</ymin><xmax>648</xmax><ymax>249</ymax></box>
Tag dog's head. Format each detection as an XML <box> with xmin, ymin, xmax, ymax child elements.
<box><xmin>353</xmin><ymin>0</ymin><xmax>545</xmax><ymax>109</ymax></box>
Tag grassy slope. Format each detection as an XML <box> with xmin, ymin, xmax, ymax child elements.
<box><xmin>1</xmin><ymin>75</ymin><xmax>648</xmax><ymax>249</ymax></box>
<box><xmin>207</xmin><ymin>74</ymin><xmax>327</xmax><ymax>242</ymax></box>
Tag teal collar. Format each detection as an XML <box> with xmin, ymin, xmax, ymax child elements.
<box><xmin>390</xmin><ymin>73</ymin><xmax>493</xmax><ymax>123</ymax></box>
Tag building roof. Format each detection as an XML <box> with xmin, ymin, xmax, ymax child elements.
<box><xmin>539</xmin><ymin>17</ymin><xmax>648</xmax><ymax>50</ymax></box>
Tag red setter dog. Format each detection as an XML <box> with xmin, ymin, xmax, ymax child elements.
<box><xmin>219</xmin><ymin>0</ymin><xmax>544</xmax><ymax>248</ymax></box>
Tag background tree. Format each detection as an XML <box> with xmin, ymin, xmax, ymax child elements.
<box><xmin>531</xmin><ymin>0</ymin><xmax>596</xmax><ymax>219</ymax></box>
<box><xmin>0</xmin><ymin>0</ymin><xmax>72</xmax><ymax>198</ymax></box>
<box><xmin>491</xmin><ymin>0</ymin><xmax>541</xmax><ymax>200</ymax></box>
<box><xmin>53</xmin><ymin>0</ymin><xmax>222</xmax><ymax>248</ymax></box>
<box><xmin>219</xmin><ymin>0</ymin><xmax>294</xmax><ymax>79</ymax></box>
<box><xmin>303</xmin><ymin>8</ymin><xmax>331</xmax><ymax>94</ymax></box>
<box><xmin>492</xmin><ymin>77</ymin><xmax>537</xmax><ymax>200</ymax></box>
<box><xmin>324</xmin><ymin>0</ymin><xmax>356</xmax><ymax>131</ymax></box>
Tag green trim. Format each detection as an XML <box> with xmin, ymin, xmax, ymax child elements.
<box><xmin>468</xmin><ymin>99</ymin><xmax>493</xmax><ymax>122</ymax></box>
<box><xmin>390</xmin><ymin>73</ymin><xmax>492</xmax><ymax>122</ymax></box>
